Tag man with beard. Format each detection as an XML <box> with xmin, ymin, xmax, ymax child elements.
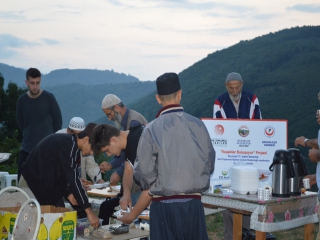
<box><xmin>98</xmin><ymin>94</ymin><xmax>147</xmax><ymax>225</ymax></box>
<box><xmin>213</xmin><ymin>72</ymin><xmax>262</xmax><ymax>119</ymax></box>
<box><xmin>213</xmin><ymin>72</ymin><xmax>271</xmax><ymax>240</ymax></box>
<box><xmin>16</xmin><ymin>68</ymin><xmax>62</xmax><ymax>182</ymax></box>
<box><xmin>100</xmin><ymin>94</ymin><xmax>147</xmax><ymax>185</ymax></box>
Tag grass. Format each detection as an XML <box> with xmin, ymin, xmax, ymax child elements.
<box><xmin>205</xmin><ymin>211</ymin><xmax>319</xmax><ymax>240</ymax></box>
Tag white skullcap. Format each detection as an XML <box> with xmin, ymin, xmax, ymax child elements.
<box><xmin>69</xmin><ymin>117</ymin><xmax>85</xmax><ymax>131</ymax></box>
<box><xmin>101</xmin><ymin>94</ymin><xmax>121</xmax><ymax>109</ymax></box>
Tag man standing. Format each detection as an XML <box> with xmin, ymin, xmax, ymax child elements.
<box><xmin>213</xmin><ymin>72</ymin><xmax>262</xmax><ymax>119</ymax></box>
<box><xmin>120</xmin><ymin>72</ymin><xmax>215</xmax><ymax>240</ymax></box>
<box><xmin>16</xmin><ymin>68</ymin><xmax>62</xmax><ymax>182</ymax></box>
<box><xmin>295</xmin><ymin>94</ymin><xmax>320</xmax><ymax>240</ymax></box>
<box><xmin>19</xmin><ymin>123</ymin><xmax>100</xmax><ymax>228</ymax></box>
<box><xmin>213</xmin><ymin>72</ymin><xmax>264</xmax><ymax>240</ymax></box>
<box><xmin>100</xmin><ymin>94</ymin><xmax>148</xmax><ymax>185</ymax></box>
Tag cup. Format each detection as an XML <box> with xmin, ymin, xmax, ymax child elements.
<box><xmin>303</xmin><ymin>178</ymin><xmax>310</xmax><ymax>189</ymax></box>
<box><xmin>264</xmin><ymin>189</ymin><xmax>270</xmax><ymax>200</ymax></box>
<box><xmin>257</xmin><ymin>188</ymin><xmax>264</xmax><ymax>200</ymax></box>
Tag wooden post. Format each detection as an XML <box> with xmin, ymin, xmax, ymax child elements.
<box><xmin>304</xmin><ymin>223</ymin><xmax>314</xmax><ymax>240</ymax></box>
<box><xmin>233</xmin><ymin>213</ymin><xmax>242</xmax><ymax>240</ymax></box>
<box><xmin>256</xmin><ymin>231</ymin><xmax>266</xmax><ymax>240</ymax></box>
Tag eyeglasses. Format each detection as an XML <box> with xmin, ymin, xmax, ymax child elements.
<box><xmin>105</xmin><ymin>108</ymin><xmax>114</xmax><ymax>117</ymax></box>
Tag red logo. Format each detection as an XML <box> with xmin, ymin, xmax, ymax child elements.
<box><xmin>214</xmin><ymin>124</ymin><xmax>224</xmax><ymax>135</ymax></box>
<box><xmin>264</xmin><ymin>126</ymin><xmax>275</xmax><ymax>138</ymax></box>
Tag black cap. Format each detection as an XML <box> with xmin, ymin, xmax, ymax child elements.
<box><xmin>156</xmin><ymin>73</ymin><xmax>181</xmax><ymax>95</ymax></box>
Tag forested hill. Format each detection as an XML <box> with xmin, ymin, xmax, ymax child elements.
<box><xmin>0</xmin><ymin>64</ymin><xmax>139</xmax><ymax>88</ymax></box>
<box><xmin>132</xmin><ymin>26</ymin><xmax>320</xmax><ymax>164</ymax></box>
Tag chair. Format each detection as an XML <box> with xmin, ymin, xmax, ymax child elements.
<box><xmin>12</xmin><ymin>198</ymin><xmax>41</xmax><ymax>240</ymax></box>
<box><xmin>3</xmin><ymin>174</ymin><xmax>18</xmax><ymax>187</ymax></box>
<box><xmin>0</xmin><ymin>172</ymin><xmax>9</xmax><ymax>189</ymax></box>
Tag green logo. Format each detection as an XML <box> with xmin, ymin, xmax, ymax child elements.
<box><xmin>62</xmin><ymin>220</ymin><xmax>74</xmax><ymax>240</ymax></box>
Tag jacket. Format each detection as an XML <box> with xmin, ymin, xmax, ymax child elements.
<box><xmin>134</xmin><ymin>104</ymin><xmax>215</xmax><ymax>197</ymax></box>
<box><xmin>213</xmin><ymin>90</ymin><xmax>262</xmax><ymax>119</ymax></box>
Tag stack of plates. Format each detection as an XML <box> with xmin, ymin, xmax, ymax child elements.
<box><xmin>230</xmin><ymin>165</ymin><xmax>259</xmax><ymax>194</ymax></box>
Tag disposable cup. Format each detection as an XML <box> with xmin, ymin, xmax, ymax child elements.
<box><xmin>303</xmin><ymin>178</ymin><xmax>310</xmax><ymax>189</ymax></box>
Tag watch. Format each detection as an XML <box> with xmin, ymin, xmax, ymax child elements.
<box><xmin>304</xmin><ymin>138</ymin><xmax>309</xmax><ymax>146</ymax></box>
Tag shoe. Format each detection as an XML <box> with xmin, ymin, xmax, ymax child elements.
<box><xmin>242</xmin><ymin>228</ymin><xmax>255</xmax><ymax>240</ymax></box>
<box><xmin>266</xmin><ymin>232</ymin><xmax>276</xmax><ymax>240</ymax></box>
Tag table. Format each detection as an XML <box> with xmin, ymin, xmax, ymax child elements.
<box><xmin>202</xmin><ymin>191</ymin><xmax>319</xmax><ymax>240</ymax></box>
<box><xmin>77</xmin><ymin>225</ymin><xmax>149</xmax><ymax>240</ymax></box>
<box><xmin>87</xmin><ymin>187</ymin><xmax>119</xmax><ymax>199</ymax></box>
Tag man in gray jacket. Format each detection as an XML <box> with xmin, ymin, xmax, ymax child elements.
<box><xmin>120</xmin><ymin>72</ymin><xmax>215</xmax><ymax>240</ymax></box>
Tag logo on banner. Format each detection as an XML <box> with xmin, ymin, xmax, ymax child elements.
<box><xmin>264</xmin><ymin>126</ymin><xmax>275</xmax><ymax>138</ymax></box>
<box><xmin>214</xmin><ymin>124</ymin><xmax>224</xmax><ymax>135</ymax></box>
<box><xmin>238</xmin><ymin>125</ymin><xmax>249</xmax><ymax>137</ymax></box>
<box><xmin>212</xmin><ymin>139</ymin><xmax>227</xmax><ymax>147</ymax></box>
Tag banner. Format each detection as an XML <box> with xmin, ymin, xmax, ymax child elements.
<box><xmin>202</xmin><ymin>119</ymin><xmax>288</xmax><ymax>180</ymax></box>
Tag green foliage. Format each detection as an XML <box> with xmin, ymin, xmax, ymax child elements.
<box><xmin>0</xmin><ymin>74</ymin><xmax>26</xmax><ymax>174</ymax></box>
<box><xmin>0</xmin><ymin>130</ymin><xmax>20</xmax><ymax>173</ymax></box>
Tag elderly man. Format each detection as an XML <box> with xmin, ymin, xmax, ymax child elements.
<box><xmin>213</xmin><ymin>72</ymin><xmax>262</xmax><ymax>119</ymax></box>
<box><xmin>214</xmin><ymin>72</ymin><xmax>266</xmax><ymax>239</ymax></box>
<box><xmin>98</xmin><ymin>94</ymin><xmax>147</xmax><ymax>225</ymax></box>
<box><xmin>100</xmin><ymin>94</ymin><xmax>147</xmax><ymax>185</ymax></box>
<box><xmin>56</xmin><ymin>117</ymin><xmax>103</xmax><ymax>184</ymax></box>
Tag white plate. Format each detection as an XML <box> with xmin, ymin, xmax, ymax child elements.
<box><xmin>89</xmin><ymin>183</ymin><xmax>105</xmax><ymax>189</ymax></box>
<box><xmin>0</xmin><ymin>153</ymin><xmax>11</xmax><ymax>163</ymax></box>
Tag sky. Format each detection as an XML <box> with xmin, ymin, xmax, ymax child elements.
<box><xmin>0</xmin><ymin>0</ymin><xmax>319</xmax><ymax>81</ymax></box>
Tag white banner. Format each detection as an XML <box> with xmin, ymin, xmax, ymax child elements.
<box><xmin>202</xmin><ymin>119</ymin><xmax>288</xmax><ymax>180</ymax></box>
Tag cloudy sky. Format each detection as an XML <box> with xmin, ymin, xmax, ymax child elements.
<box><xmin>1</xmin><ymin>0</ymin><xmax>319</xmax><ymax>81</ymax></box>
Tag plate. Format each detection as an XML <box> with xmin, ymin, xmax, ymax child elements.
<box><xmin>89</xmin><ymin>183</ymin><xmax>106</xmax><ymax>189</ymax></box>
<box><xmin>0</xmin><ymin>153</ymin><xmax>11</xmax><ymax>163</ymax></box>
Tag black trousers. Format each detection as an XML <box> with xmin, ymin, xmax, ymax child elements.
<box><xmin>98</xmin><ymin>196</ymin><xmax>120</xmax><ymax>225</ymax></box>
<box><xmin>18</xmin><ymin>150</ymin><xmax>29</xmax><ymax>183</ymax></box>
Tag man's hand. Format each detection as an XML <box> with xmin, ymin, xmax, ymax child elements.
<box><xmin>119</xmin><ymin>212</ymin><xmax>135</xmax><ymax>224</ymax></box>
<box><xmin>294</xmin><ymin>136</ymin><xmax>307</xmax><ymax>147</ymax></box>
<box><xmin>304</xmin><ymin>174</ymin><xmax>316</xmax><ymax>186</ymax></box>
<box><xmin>85</xmin><ymin>209</ymin><xmax>100</xmax><ymax>229</ymax></box>
<box><xmin>119</xmin><ymin>194</ymin><xmax>132</xmax><ymax>211</ymax></box>
<box><xmin>96</xmin><ymin>179</ymin><xmax>105</xmax><ymax>184</ymax></box>
<box><xmin>99</xmin><ymin>161</ymin><xmax>112</xmax><ymax>173</ymax></box>
<box><xmin>81</xmin><ymin>178</ymin><xmax>93</xmax><ymax>191</ymax></box>
<box><xmin>110</xmin><ymin>172</ymin><xmax>121</xmax><ymax>186</ymax></box>
<box><xmin>308</xmin><ymin>149</ymin><xmax>320</xmax><ymax>163</ymax></box>
<box><xmin>67</xmin><ymin>194</ymin><xmax>78</xmax><ymax>206</ymax></box>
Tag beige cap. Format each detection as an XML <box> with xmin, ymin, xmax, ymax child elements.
<box><xmin>101</xmin><ymin>94</ymin><xmax>121</xmax><ymax>109</ymax></box>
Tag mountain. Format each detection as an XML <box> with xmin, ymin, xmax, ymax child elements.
<box><xmin>0</xmin><ymin>64</ymin><xmax>139</xmax><ymax>88</ymax></box>
<box><xmin>130</xmin><ymin>26</ymin><xmax>320</xmax><ymax>174</ymax></box>
<box><xmin>46</xmin><ymin>81</ymin><xmax>155</xmax><ymax>127</ymax></box>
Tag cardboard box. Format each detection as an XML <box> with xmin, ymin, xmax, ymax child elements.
<box><xmin>0</xmin><ymin>205</ymin><xmax>77</xmax><ymax>240</ymax></box>
<box><xmin>37</xmin><ymin>206</ymin><xmax>77</xmax><ymax>240</ymax></box>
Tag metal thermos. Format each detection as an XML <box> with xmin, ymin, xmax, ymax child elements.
<box><xmin>269</xmin><ymin>149</ymin><xmax>295</xmax><ymax>197</ymax></box>
<box><xmin>288</xmin><ymin>148</ymin><xmax>308</xmax><ymax>196</ymax></box>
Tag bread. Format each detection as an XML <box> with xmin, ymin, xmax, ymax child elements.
<box><xmin>301</xmin><ymin>188</ymin><xmax>306</xmax><ymax>193</ymax></box>
<box><xmin>84</xmin><ymin>181</ymin><xmax>93</xmax><ymax>186</ymax></box>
